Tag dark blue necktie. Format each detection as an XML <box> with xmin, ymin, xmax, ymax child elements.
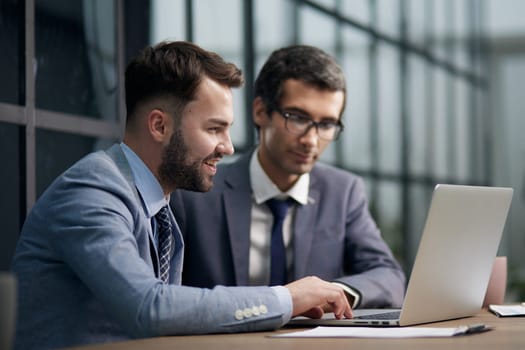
<box><xmin>266</xmin><ymin>198</ymin><xmax>293</xmax><ymax>286</ymax></box>
<box><xmin>155</xmin><ymin>206</ymin><xmax>173</xmax><ymax>283</ymax></box>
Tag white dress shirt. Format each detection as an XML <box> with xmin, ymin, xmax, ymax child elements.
<box><xmin>121</xmin><ymin>142</ymin><xmax>170</xmax><ymax>247</ymax></box>
<box><xmin>248</xmin><ymin>149</ymin><xmax>309</xmax><ymax>286</ymax></box>
<box><xmin>248</xmin><ymin>148</ymin><xmax>360</xmax><ymax>308</ymax></box>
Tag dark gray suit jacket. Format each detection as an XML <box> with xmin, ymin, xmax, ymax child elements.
<box><xmin>171</xmin><ymin>151</ymin><xmax>406</xmax><ymax>308</ymax></box>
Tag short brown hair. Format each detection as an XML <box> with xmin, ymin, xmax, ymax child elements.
<box><xmin>125</xmin><ymin>41</ymin><xmax>243</xmax><ymax>125</ymax></box>
<box><xmin>255</xmin><ymin>45</ymin><xmax>346</xmax><ymax>116</ymax></box>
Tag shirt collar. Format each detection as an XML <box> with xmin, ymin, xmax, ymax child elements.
<box><xmin>249</xmin><ymin>147</ymin><xmax>309</xmax><ymax>205</ymax></box>
<box><xmin>120</xmin><ymin>142</ymin><xmax>169</xmax><ymax>218</ymax></box>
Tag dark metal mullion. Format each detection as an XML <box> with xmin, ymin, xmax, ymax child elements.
<box><xmin>467</xmin><ymin>0</ymin><xmax>482</xmax><ymax>185</ymax></box>
<box><xmin>369</xmin><ymin>0</ymin><xmax>379</xmax><ymax>209</ymax></box>
<box><xmin>479</xmin><ymin>0</ymin><xmax>491</xmax><ymax>185</ymax></box>
<box><xmin>116</xmin><ymin>0</ymin><xmax>125</xmax><ymax>137</ymax></box>
<box><xmin>34</xmin><ymin>111</ymin><xmax>122</xmax><ymax>139</ymax></box>
<box><xmin>476</xmin><ymin>0</ymin><xmax>490</xmax><ymax>185</ymax></box>
<box><xmin>185</xmin><ymin>0</ymin><xmax>193</xmax><ymax>42</ymax></box>
<box><xmin>445</xmin><ymin>0</ymin><xmax>457</xmax><ymax>181</ymax></box>
<box><xmin>0</xmin><ymin>103</ymin><xmax>25</xmax><ymax>124</ymax></box>
<box><xmin>334</xmin><ymin>0</ymin><xmax>344</xmax><ymax>168</ymax></box>
<box><xmin>424</xmin><ymin>0</ymin><xmax>435</xmax><ymax>189</ymax></box>
<box><xmin>243</xmin><ymin>0</ymin><xmax>255</xmax><ymax>147</ymax></box>
<box><xmin>399</xmin><ymin>0</ymin><xmax>410</xmax><ymax>268</ymax></box>
<box><xmin>467</xmin><ymin>0</ymin><xmax>479</xmax><ymax>183</ymax></box>
<box><xmin>292</xmin><ymin>0</ymin><xmax>300</xmax><ymax>44</ymax></box>
<box><xmin>23</xmin><ymin>0</ymin><xmax>36</xmax><ymax>214</ymax></box>
<box><xmin>301</xmin><ymin>0</ymin><xmax>485</xmax><ymax>88</ymax></box>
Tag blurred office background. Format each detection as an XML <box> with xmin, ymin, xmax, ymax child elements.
<box><xmin>1</xmin><ymin>0</ymin><xmax>524</xmax><ymax>300</ymax></box>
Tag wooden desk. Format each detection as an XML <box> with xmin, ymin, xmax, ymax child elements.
<box><xmin>63</xmin><ymin>310</ymin><xmax>525</xmax><ymax>350</ymax></box>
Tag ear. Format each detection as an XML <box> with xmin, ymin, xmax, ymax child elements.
<box><xmin>147</xmin><ymin>109</ymin><xmax>171</xmax><ymax>143</ymax></box>
<box><xmin>253</xmin><ymin>97</ymin><xmax>270</xmax><ymax>128</ymax></box>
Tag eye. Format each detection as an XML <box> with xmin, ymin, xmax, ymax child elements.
<box><xmin>318</xmin><ymin>121</ymin><xmax>338</xmax><ymax>130</ymax></box>
<box><xmin>287</xmin><ymin>113</ymin><xmax>311</xmax><ymax>125</ymax></box>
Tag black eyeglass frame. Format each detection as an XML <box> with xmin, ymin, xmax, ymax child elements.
<box><xmin>273</xmin><ymin>108</ymin><xmax>344</xmax><ymax>141</ymax></box>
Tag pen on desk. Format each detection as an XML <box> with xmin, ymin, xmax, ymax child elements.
<box><xmin>465</xmin><ymin>323</ymin><xmax>491</xmax><ymax>334</ymax></box>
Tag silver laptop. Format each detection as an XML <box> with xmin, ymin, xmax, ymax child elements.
<box><xmin>288</xmin><ymin>184</ymin><xmax>513</xmax><ymax>327</ymax></box>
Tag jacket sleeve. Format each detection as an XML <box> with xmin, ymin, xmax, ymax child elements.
<box><xmin>43</xmin><ymin>154</ymin><xmax>292</xmax><ymax>336</ymax></box>
<box><xmin>335</xmin><ymin>177</ymin><xmax>406</xmax><ymax>308</ymax></box>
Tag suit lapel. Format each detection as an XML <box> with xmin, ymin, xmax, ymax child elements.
<box><xmin>293</xmin><ymin>176</ymin><xmax>321</xmax><ymax>279</ymax></box>
<box><xmin>168</xmin><ymin>214</ymin><xmax>184</xmax><ymax>284</ymax></box>
<box><xmin>105</xmin><ymin>144</ymin><xmax>159</xmax><ymax>276</ymax></box>
<box><xmin>223</xmin><ymin>153</ymin><xmax>253</xmax><ymax>285</ymax></box>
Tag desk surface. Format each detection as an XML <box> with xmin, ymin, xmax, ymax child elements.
<box><xmin>63</xmin><ymin>309</ymin><xmax>525</xmax><ymax>350</ymax></box>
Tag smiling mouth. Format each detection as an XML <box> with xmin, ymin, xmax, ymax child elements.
<box><xmin>203</xmin><ymin>158</ymin><xmax>222</xmax><ymax>173</ymax></box>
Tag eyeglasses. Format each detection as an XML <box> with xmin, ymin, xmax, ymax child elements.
<box><xmin>274</xmin><ymin>109</ymin><xmax>344</xmax><ymax>141</ymax></box>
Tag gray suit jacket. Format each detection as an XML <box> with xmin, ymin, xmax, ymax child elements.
<box><xmin>11</xmin><ymin>145</ymin><xmax>289</xmax><ymax>350</ymax></box>
<box><xmin>171</xmin><ymin>151</ymin><xmax>406</xmax><ymax>308</ymax></box>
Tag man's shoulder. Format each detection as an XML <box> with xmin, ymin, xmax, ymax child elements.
<box><xmin>311</xmin><ymin>162</ymin><xmax>361</xmax><ymax>184</ymax></box>
<box><xmin>61</xmin><ymin>148</ymin><xmax>125</xmax><ymax>184</ymax></box>
<box><xmin>43</xmin><ymin>146</ymin><xmax>133</xmax><ymax>207</ymax></box>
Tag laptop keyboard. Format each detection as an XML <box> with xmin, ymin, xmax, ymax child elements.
<box><xmin>355</xmin><ymin>310</ymin><xmax>401</xmax><ymax>320</ymax></box>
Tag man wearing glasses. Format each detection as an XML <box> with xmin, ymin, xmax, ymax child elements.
<box><xmin>171</xmin><ymin>45</ymin><xmax>406</xmax><ymax>311</ymax></box>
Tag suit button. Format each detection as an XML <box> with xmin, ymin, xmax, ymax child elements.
<box><xmin>251</xmin><ymin>306</ymin><xmax>260</xmax><ymax>316</ymax></box>
<box><xmin>259</xmin><ymin>304</ymin><xmax>268</xmax><ymax>314</ymax></box>
<box><xmin>243</xmin><ymin>308</ymin><xmax>253</xmax><ymax>318</ymax></box>
<box><xmin>234</xmin><ymin>309</ymin><xmax>244</xmax><ymax>320</ymax></box>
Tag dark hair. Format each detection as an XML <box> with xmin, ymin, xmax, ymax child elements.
<box><xmin>125</xmin><ymin>41</ymin><xmax>243</xmax><ymax>125</ymax></box>
<box><xmin>254</xmin><ymin>45</ymin><xmax>346</xmax><ymax>115</ymax></box>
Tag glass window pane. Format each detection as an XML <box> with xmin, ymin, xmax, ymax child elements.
<box><xmin>433</xmin><ymin>68</ymin><xmax>448</xmax><ymax>179</ymax></box>
<box><xmin>35</xmin><ymin>0</ymin><xmax>118</xmax><ymax>121</ymax></box>
<box><xmin>298</xmin><ymin>3</ymin><xmax>337</xmax><ymax>50</ymax></box>
<box><xmin>377</xmin><ymin>43</ymin><xmax>401</xmax><ymax>173</ymax></box>
<box><xmin>376</xmin><ymin>181</ymin><xmax>402</xmax><ymax>262</ymax></box>
<box><xmin>455</xmin><ymin>79</ymin><xmax>470</xmax><ymax>182</ymax></box>
<box><xmin>193</xmin><ymin>0</ymin><xmax>246</xmax><ymax>147</ymax></box>
<box><xmin>299</xmin><ymin>5</ymin><xmax>338</xmax><ymax>163</ymax></box>
<box><xmin>0</xmin><ymin>0</ymin><xmax>21</xmax><ymax>105</ymax></box>
<box><xmin>406</xmin><ymin>183</ymin><xmax>434</xmax><ymax>268</ymax></box>
<box><xmin>0</xmin><ymin>122</ymin><xmax>21</xmax><ymax>270</ymax></box>
<box><xmin>472</xmin><ymin>87</ymin><xmax>486</xmax><ymax>183</ymax></box>
<box><xmin>408</xmin><ymin>54</ymin><xmax>427</xmax><ymax>176</ymax></box>
<box><xmin>35</xmin><ymin>129</ymin><xmax>114</xmax><ymax>198</ymax></box>
<box><xmin>308</xmin><ymin>0</ymin><xmax>336</xmax><ymax>8</ymax></box>
<box><xmin>150</xmin><ymin>0</ymin><xmax>186</xmax><ymax>43</ymax></box>
<box><xmin>255</xmin><ymin>0</ymin><xmax>295</xmax><ymax>59</ymax></box>
<box><xmin>454</xmin><ymin>0</ymin><xmax>470</xmax><ymax>71</ymax></box>
<box><xmin>341</xmin><ymin>27</ymin><xmax>371</xmax><ymax>171</ymax></box>
<box><xmin>377</xmin><ymin>0</ymin><xmax>399</xmax><ymax>36</ymax></box>
<box><xmin>432</xmin><ymin>0</ymin><xmax>449</xmax><ymax>62</ymax></box>
<box><xmin>340</xmin><ymin>0</ymin><xmax>370</xmax><ymax>26</ymax></box>
<box><xmin>408</xmin><ymin>0</ymin><xmax>427</xmax><ymax>47</ymax></box>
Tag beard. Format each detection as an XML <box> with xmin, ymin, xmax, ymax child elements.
<box><xmin>158</xmin><ymin>127</ymin><xmax>214</xmax><ymax>193</ymax></box>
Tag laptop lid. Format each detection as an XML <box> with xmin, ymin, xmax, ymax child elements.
<box><xmin>287</xmin><ymin>184</ymin><xmax>513</xmax><ymax>327</ymax></box>
<box><xmin>398</xmin><ymin>184</ymin><xmax>513</xmax><ymax>325</ymax></box>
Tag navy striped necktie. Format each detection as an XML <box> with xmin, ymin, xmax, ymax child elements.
<box><xmin>266</xmin><ymin>198</ymin><xmax>294</xmax><ymax>286</ymax></box>
<box><xmin>155</xmin><ymin>206</ymin><xmax>173</xmax><ymax>283</ymax></box>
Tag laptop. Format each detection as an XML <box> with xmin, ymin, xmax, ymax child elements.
<box><xmin>288</xmin><ymin>184</ymin><xmax>513</xmax><ymax>327</ymax></box>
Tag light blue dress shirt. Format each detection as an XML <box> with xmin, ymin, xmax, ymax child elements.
<box><xmin>121</xmin><ymin>143</ymin><xmax>169</xmax><ymax>246</ymax></box>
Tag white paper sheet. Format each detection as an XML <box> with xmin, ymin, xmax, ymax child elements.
<box><xmin>272</xmin><ymin>326</ymin><xmax>481</xmax><ymax>338</ymax></box>
<box><xmin>489</xmin><ymin>304</ymin><xmax>525</xmax><ymax>317</ymax></box>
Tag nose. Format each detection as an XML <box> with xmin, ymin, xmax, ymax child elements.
<box><xmin>218</xmin><ymin>133</ymin><xmax>235</xmax><ymax>156</ymax></box>
<box><xmin>299</xmin><ymin>124</ymin><xmax>319</xmax><ymax>147</ymax></box>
